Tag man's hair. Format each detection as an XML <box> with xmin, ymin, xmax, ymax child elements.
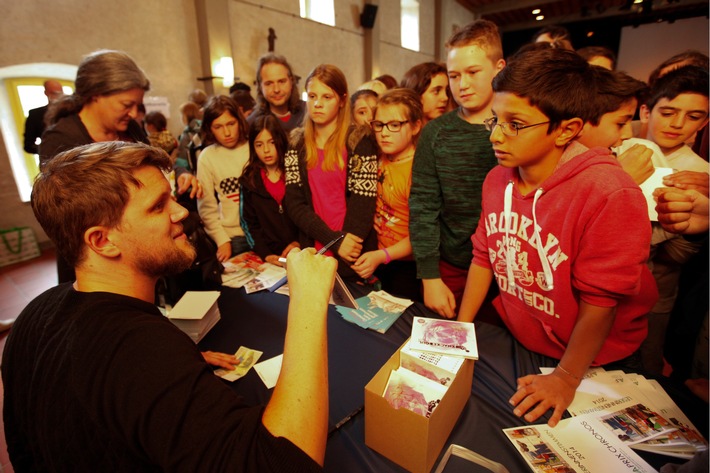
<box><xmin>400</xmin><ymin>62</ymin><xmax>447</xmax><ymax>97</ymax></box>
<box><xmin>254</xmin><ymin>53</ymin><xmax>302</xmax><ymax>114</ymax></box>
<box><xmin>200</xmin><ymin>95</ymin><xmax>249</xmax><ymax>147</ymax></box>
<box><xmin>492</xmin><ymin>45</ymin><xmax>596</xmax><ymax>133</ymax></box>
<box><xmin>47</xmin><ymin>50</ymin><xmax>150</xmax><ymax>125</ymax></box>
<box><xmin>577</xmin><ymin>46</ymin><xmax>617</xmax><ymax>69</ymax></box>
<box><xmin>31</xmin><ymin>142</ymin><xmax>171</xmax><ymax>269</ymax></box>
<box><xmin>144</xmin><ymin>111</ymin><xmax>167</xmax><ymax>131</ymax></box>
<box><xmin>586</xmin><ymin>67</ymin><xmax>647</xmax><ymax>126</ymax></box>
<box><xmin>648</xmin><ymin>50</ymin><xmax>709</xmax><ymax>86</ymax></box>
<box><xmin>446</xmin><ymin>19</ymin><xmax>503</xmax><ymax>62</ymax></box>
<box><xmin>646</xmin><ymin>65</ymin><xmax>709</xmax><ymax>110</ymax></box>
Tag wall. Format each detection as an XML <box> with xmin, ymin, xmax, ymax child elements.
<box><xmin>227</xmin><ymin>0</ymin><xmax>463</xmax><ymax>93</ymax></box>
<box><xmin>0</xmin><ymin>0</ymin><xmax>202</xmax><ymax>243</ymax></box>
<box><xmin>617</xmin><ymin>16</ymin><xmax>709</xmax><ymax>81</ymax></box>
<box><xmin>0</xmin><ymin>0</ymin><xmax>465</xmax><ymax>246</ymax></box>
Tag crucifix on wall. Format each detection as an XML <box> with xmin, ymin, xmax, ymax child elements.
<box><xmin>268</xmin><ymin>28</ymin><xmax>276</xmax><ymax>52</ymax></box>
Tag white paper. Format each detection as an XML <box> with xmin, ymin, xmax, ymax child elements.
<box><xmin>254</xmin><ymin>354</ymin><xmax>283</xmax><ymax>389</ymax></box>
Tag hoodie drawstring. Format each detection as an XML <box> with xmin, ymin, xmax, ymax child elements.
<box><xmin>532</xmin><ymin>188</ymin><xmax>554</xmax><ymax>291</ymax></box>
<box><xmin>503</xmin><ymin>182</ymin><xmax>516</xmax><ymax>290</ymax></box>
<box><xmin>503</xmin><ymin>182</ymin><xmax>554</xmax><ymax>291</ymax></box>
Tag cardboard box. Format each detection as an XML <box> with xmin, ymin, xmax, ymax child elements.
<box><xmin>365</xmin><ymin>339</ymin><xmax>474</xmax><ymax>473</ymax></box>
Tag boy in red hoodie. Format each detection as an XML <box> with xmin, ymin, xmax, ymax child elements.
<box><xmin>458</xmin><ymin>46</ymin><xmax>657</xmax><ymax>427</ymax></box>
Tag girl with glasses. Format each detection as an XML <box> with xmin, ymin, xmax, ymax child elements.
<box><xmin>352</xmin><ymin>88</ymin><xmax>423</xmax><ymax>301</ymax></box>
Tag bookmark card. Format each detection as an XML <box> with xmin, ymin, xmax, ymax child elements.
<box><xmin>214</xmin><ymin>346</ymin><xmax>263</xmax><ymax>382</ymax></box>
<box><xmin>409</xmin><ymin>317</ymin><xmax>478</xmax><ymax>359</ymax></box>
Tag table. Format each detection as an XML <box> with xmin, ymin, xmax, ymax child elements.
<box><xmin>199</xmin><ymin>285</ymin><xmax>700</xmax><ymax>472</ymax></box>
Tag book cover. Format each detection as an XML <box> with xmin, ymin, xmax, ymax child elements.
<box><xmin>221</xmin><ymin>252</ymin><xmax>264</xmax><ymax>288</ymax></box>
<box><xmin>382</xmin><ymin>367</ymin><xmax>448</xmax><ymax>418</ymax></box>
<box><xmin>503</xmin><ymin>413</ymin><xmax>656</xmax><ymax>473</ymax></box>
<box><xmin>336</xmin><ymin>290</ymin><xmax>412</xmax><ymax>333</ymax></box>
<box><xmin>409</xmin><ymin>317</ymin><xmax>478</xmax><ymax>359</ymax></box>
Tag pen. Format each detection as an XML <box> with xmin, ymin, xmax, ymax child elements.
<box><xmin>328</xmin><ymin>404</ymin><xmax>364</xmax><ymax>437</ymax></box>
<box><xmin>271</xmin><ymin>234</ymin><xmax>345</xmax><ymax>291</ymax></box>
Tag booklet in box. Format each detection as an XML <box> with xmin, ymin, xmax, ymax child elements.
<box><xmin>410</xmin><ymin>317</ymin><xmax>478</xmax><ymax>359</ymax></box>
<box><xmin>383</xmin><ymin>367</ymin><xmax>448</xmax><ymax>418</ymax></box>
<box><xmin>400</xmin><ymin>339</ymin><xmax>464</xmax><ymax>387</ymax></box>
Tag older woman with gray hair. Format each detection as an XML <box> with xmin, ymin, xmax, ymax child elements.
<box><xmin>40</xmin><ymin>49</ymin><xmax>202</xmax><ymax>283</ymax></box>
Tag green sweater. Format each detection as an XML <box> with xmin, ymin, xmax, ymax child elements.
<box><xmin>409</xmin><ymin>109</ymin><xmax>496</xmax><ymax>278</ymax></box>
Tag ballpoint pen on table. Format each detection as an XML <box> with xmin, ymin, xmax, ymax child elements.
<box><xmin>328</xmin><ymin>404</ymin><xmax>364</xmax><ymax>437</ymax></box>
<box><xmin>270</xmin><ymin>234</ymin><xmax>345</xmax><ymax>291</ymax></box>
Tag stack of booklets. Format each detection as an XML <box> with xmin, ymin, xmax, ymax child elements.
<box><xmin>166</xmin><ymin>291</ymin><xmax>221</xmax><ymax>343</ymax></box>
<box><xmin>381</xmin><ymin>318</ymin><xmax>477</xmax><ymax>417</ymax></box>
<box><xmin>335</xmin><ymin>290</ymin><xmax>413</xmax><ymax>333</ymax></box>
<box><xmin>221</xmin><ymin>252</ymin><xmax>286</xmax><ymax>293</ymax></box>
<box><xmin>503</xmin><ymin>367</ymin><xmax>707</xmax><ymax>472</ymax></box>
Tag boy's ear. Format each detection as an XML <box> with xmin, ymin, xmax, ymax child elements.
<box><xmin>555</xmin><ymin>117</ymin><xmax>584</xmax><ymax>147</ymax></box>
<box><xmin>84</xmin><ymin>226</ymin><xmax>121</xmax><ymax>259</ymax></box>
<box><xmin>494</xmin><ymin>58</ymin><xmax>506</xmax><ymax>75</ymax></box>
<box><xmin>639</xmin><ymin>104</ymin><xmax>651</xmax><ymax>124</ymax></box>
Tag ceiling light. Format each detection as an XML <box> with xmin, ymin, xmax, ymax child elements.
<box><xmin>532</xmin><ymin>8</ymin><xmax>541</xmax><ymax>14</ymax></box>
<box><xmin>536</xmin><ymin>15</ymin><xmax>545</xmax><ymax>20</ymax></box>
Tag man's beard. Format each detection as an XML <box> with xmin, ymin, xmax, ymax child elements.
<box><xmin>136</xmin><ymin>240</ymin><xmax>197</xmax><ymax>278</ymax></box>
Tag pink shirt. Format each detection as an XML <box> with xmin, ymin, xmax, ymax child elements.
<box><xmin>308</xmin><ymin>149</ymin><xmax>347</xmax><ymax>252</ymax></box>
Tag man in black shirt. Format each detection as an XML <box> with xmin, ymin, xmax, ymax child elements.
<box><xmin>2</xmin><ymin>141</ymin><xmax>336</xmax><ymax>472</ymax></box>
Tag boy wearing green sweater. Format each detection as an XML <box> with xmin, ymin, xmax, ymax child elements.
<box><xmin>409</xmin><ymin>20</ymin><xmax>505</xmax><ymax>317</ymax></box>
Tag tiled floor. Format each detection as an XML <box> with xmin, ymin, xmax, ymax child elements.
<box><xmin>0</xmin><ymin>248</ymin><xmax>58</xmax><ymax>473</ymax></box>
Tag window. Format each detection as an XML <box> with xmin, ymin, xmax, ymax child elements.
<box><xmin>401</xmin><ymin>0</ymin><xmax>420</xmax><ymax>51</ymax></box>
<box><xmin>0</xmin><ymin>64</ymin><xmax>76</xmax><ymax>202</ymax></box>
<box><xmin>299</xmin><ymin>0</ymin><xmax>335</xmax><ymax>26</ymax></box>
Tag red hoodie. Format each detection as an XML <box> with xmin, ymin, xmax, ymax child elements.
<box><xmin>472</xmin><ymin>142</ymin><xmax>657</xmax><ymax>365</ymax></box>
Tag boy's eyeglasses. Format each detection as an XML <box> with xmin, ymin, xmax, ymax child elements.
<box><xmin>371</xmin><ymin>120</ymin><xmax>408</xmax><ymax>133</ymax></box>
<box><xmin>483</xmin><ymin>117</ymin><xmax>550</xmax><ymax>136</ymax></box>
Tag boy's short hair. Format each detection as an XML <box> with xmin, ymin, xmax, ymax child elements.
<box><xmin>230</xmin><ymin>89</ymin><xmax>256</xmax><ymax>113</ymax></box>
<box><xmin>586</xmin><ymin>67</ymin><xmax>647</xmax><ymax>125</ymax></box>
<box><xmin>532</xmin><ymin>25</ymin><xmax>573</xmax><ymax>50</ymax></box>
<box><xmin>577</xmin><ymin>46</ymin><xmax>617</xmax><ymax>69</ymax></box>
<box><xmin>32</xmin><ymin>142</ymin><xmax>171</xmax><ymax>269</ymax></box>
<box><xmin>144</xmin><ymin>111</ymin><xmax>167</xmax><ymax>131</ymax></box>
<box><xmin>648</xmin><ymin>50</ymin><xmax>709</xmax><ymax>86</ymax></box>
<box><xmin>446</xmin><ymin>19</ymin><xmax>503</xmax><ymax>62</ymax></box>
<box><xmin>492</xmin><ymin>46</ymin><xmax>596</xmax><ymax>132</ymax></box>
<box><xmin>645</xmin><ymin>65</ymin><xmax>709</xmax><ymax>110</ymax></box>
